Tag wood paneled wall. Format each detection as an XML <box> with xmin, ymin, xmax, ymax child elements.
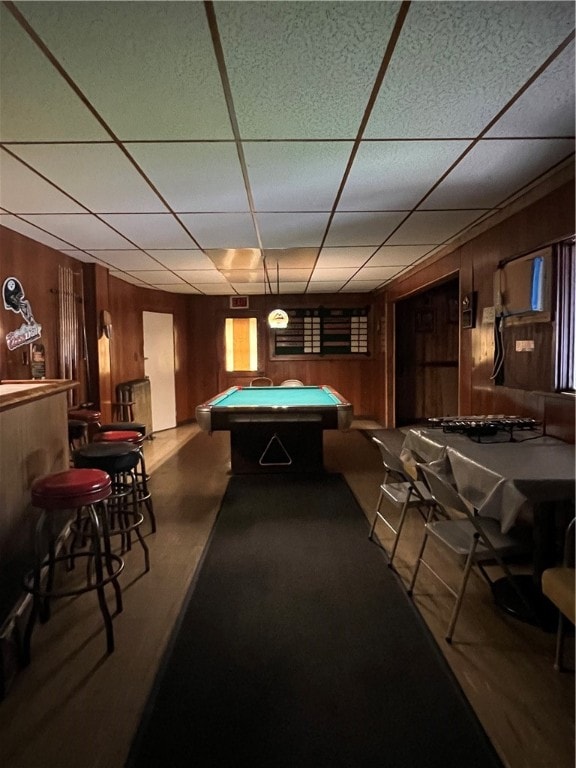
<box><xmin>1</xmin><ymin>167</ymin><xmax>573</xmax><ymax>440</ymax></box>
<box><xmin>0</xmin><ymin>227</ymin><xmax>85</xmax><ymax>400</ymax></box>
<box><xmin>376</xmin><ymin>175</ymin><xmax>575</xmax><ymax>441</ymax></box>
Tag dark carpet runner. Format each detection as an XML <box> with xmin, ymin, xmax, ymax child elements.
<box><xmin>126</xmin><ymin>473</ymin><xmax>503</xmax><ymax>768</ymax></box>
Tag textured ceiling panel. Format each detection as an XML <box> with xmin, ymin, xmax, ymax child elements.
<box><xmin>9</xmin><ymin>144</ymin><xmax>167</xmax><ymax>212</ymax></box>
<box><xmin>0</xmin><ymin>1</ymin><xmax>573</xmax><ymax>295</ymax></box>
<box><xmin>215</xmin><ymin>1</ymin><xmax>401</xmax><ymax>139</ymax></box>
<box><xmin>315</xmin><ymin>247</ymin><xmax>376</xmax><ymax>267</ymax></box>
<box><xmin>423</xmin><ymin>138</ymin><xmax>574</xmax><ymax>209</ymax></box>
<box><xmin>15</xmin><ymin>2</ymin><xmax>232</xmax><ymax>140</ymax></box>
<box><xmin>18</xmin><ymin>213</ymin><xmax>135</xmax><ymax>249</ymax></box>
<box><xmin>86</xmin><ymin>250</ymin><xmax>165</xmax><ymax>271</ymax></box>
<box><xmin>143</xmin><ymin>250</ymin><xmax>216</xmax><ymax>271</ymax></box>
<box><xmin>99</xmin><ymin>213</ymin><xmax>196</xmax><ymax>249</ymax></box>
<box><xmin>257</xmin><ymin>213</ymin><xmax>331</xmax><ymax>248</ymax></box>
<box><xmin>0</xmin><ymin>150</ymin><xmax>85</xmax><ymax>213</ymax></box>
<box><xmin>127</xmin><ymin>143</ymin><xmax>250</xmax><ymax>212</ymax></box>
<box><xmin>0</xmin><ymin>5</ymin><xmax>108</xmax><ymax>141</ymax></box>
<box><xmin>486</xmin><ymin>41</ymin><xmax>576</xmax><ymax>138</ymax></box>
<box><xmin>178</xmin><ymin>214</ymin><xmax>258</xmax><ymax>249</ymax></box>
<box><xmin>338</xmin><ymin>140</ymin><xmax>470</xmax><ymax>210</ymax></box>
<box><xmin>386</xmin><ymin>210</ymin><xmax>490</xmax><ymax>245</ymax></box>
<box><xmin>0</xmin><ymin>213</ymin><xmax>74</xmax><ymax>249</ymax></box>
<box><xmin>365</xmin><ymin>0</ymin><xmax>575</xmax><ymax>139</ymax></box>
<box><xmin>367</xmin><ymin>245</ymin><xmax>435</xmax><ymax>267</ymax></box>
<box><xmin>243</xmin><ymin>141</ymin><xmax>353</xmax><ymax>211</ymax></box>
<box><xmin>324</xmin><ymin>212</ymin><xmax>405</xmax><ymax>247</ymax></box>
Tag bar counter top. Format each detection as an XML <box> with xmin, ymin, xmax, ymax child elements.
<box><xmin>0</xmin><ymin>379</ymin><xmax>78</xmax><ymax>412</ymax></box>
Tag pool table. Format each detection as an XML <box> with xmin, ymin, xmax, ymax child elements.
<box><xmin>196</xmin><ymin>385</ymin><xmax>353</xmax><ymax>473</ymax></box>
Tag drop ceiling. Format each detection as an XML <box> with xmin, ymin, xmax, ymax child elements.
<box><xmin>0</xmin><ymin>1</ymin><xmax>574</xmax><ymax>295</ymax></box>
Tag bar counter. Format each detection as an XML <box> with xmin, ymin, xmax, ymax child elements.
<box><xmin>0</xmin><ymin>379</ymin><xmax>78</xmax><ymax>632</ymax></box>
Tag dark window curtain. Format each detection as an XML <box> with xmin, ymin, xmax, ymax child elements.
<box><xmin>554</xmin><ymin>240</ymin><xmax>575</xmax><ymax>392</ymax></box>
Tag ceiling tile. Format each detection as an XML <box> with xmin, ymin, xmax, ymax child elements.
<box><xmin>257</xmin><ymin>213</ymin><xmax>330</xmax><ymax>248</ymax></box>
<box><xmin>17</xmin><ymin>214</ymin><xmax>133</xmax><ymax>249</ymax></box>
<box><xmin>0</xmin><ymin>215</ymin><xmax>74</xmax><ymax>249</ymax></box>
<box><xmin>315</xmin><ymin>247</ymin><xmax>376</xmax><ymax>267</ymax></box>
<box><xmin>127</xmin><ymin>143</ymin><xmax>249</xmax><ymax>212</ymax></box>
<box><xmin>339</xmin><ymin>140</ymin><xmax>470</xmax><ymax>210</ymax></box>
<box><xmin>0</xmin><ymin>5</ymin><xmax>109</xmax><ymax>141</ymax></box>
<box><xmin>215</xmin><ymin>2</ymin><xmax>401</xmax><ymax>139</ymax></box>
<box><xmin>15</xmin><ymin>2</ymin><xmax>233</xmax><ymax>140</ymax></box>
<box><xmin>174</xmin><ymin>270</ymin><xmax>229</xmax><ymax>284</ymax></box>
<box><xmin>179</xmin><ymin>214</ymin><xmax>258</xmax><ymax>249</ymax></box>
<box><xmin>99</xmin><ymin>213</ymin><xmax>197</xmax><ymax>249</ymax></box>
<box><xmin>307</xmin><ymin>282</ymin><xmax>350</xmax><ymax>293</ymax></box>
<box><xmin>9</xmin><ymin>144</ymin><xmax>167</xmax><ymax>212</ymax></box>
<box><xmin>155</xmin><ymin>284</ymin><xmax>202</xmax><ymax>295</ymax></box>
<box><xmin>220</xmin><ymin>270</ymin><xmax>265</xmax><ymax>284</ymax></box>
<box><xmin>0</xmin><ymin>149</ymin><xmax>86</xmax><ymax>213</ymax></box>
<box><xmin>244</xmin><ymin>142</ymin><xmax>353</xmax><ymax>210</ymax></box>
<box><xmin>324</xmin><ymin>212</ymin><xmax>405</xmax><ymax>247</ymax></box>
<box><xmin>365</xmin><ymin>1</ymin><xmax>575</xmax><ymax>138</ymax></box>
<box><xmin>263</xmin><ymin>249</ymin><xmax>318</xmax><ymax>268</ymax></box>
<box><xmin>230</xmin><ymin>284</ymin><xmax>266</xmax><ymax>296</ymax></box>
<box><xmin>200</xmin><ymin>283</ymin><xmax>237</xmax><ymax>295</ymax></box>
<box><xmin>128</xmin><ymin>270</ymin><xmax>185</xmax><ymax>285</ymax></box>
<box><xmin>422</xmin><ymin>139</ymin><xmax>574</xmax><ymax>209</ymax></box>
<box><xmin>86</xmin><ymin>250</ymin><xmax>164</xmax><ymax>271</ymax></box>
<box><xmin>354</xmin><ymin>266</ymin><xmax>405</xmax><ymax>281</ymax></box>
<box><xmin>309</xmin><ymin>267</ymin><xmax>358</xmax><ymax>282</ymax></box>
<box><xmin>270</xmin><ymin>282</ymin><xmax>310</xmax><ymax>294</ymax></box>
<box><xmin>486</xmin><ymin>41</ymin><xmax>575</xmax><ymax>138</ymax></box>
<box><xmin>387</xmin><ymin>210</ymin><xmax>489</xmax><ymax>245</ymax></box>
<box><xmin>341</xmin><ymin>279</ymin><xmax>387</xmax><ymax>291</ymax></box>
<box><xmin>368</xmin><ymin>245</ymin><xmax>435</xmax><ymax>266</ymax></box>
<box><xmin>207</xmin><ymin>249</ymin><xmax>262</xmax><ymax>270</ymax></box>
<box><xmin>144</xmin><ymin>250</ymin><xmax>216</xmax><ymax>270</ymax></box>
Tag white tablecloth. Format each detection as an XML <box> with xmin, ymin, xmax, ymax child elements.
<box><xmin>401</xmin><ymin>429</ymin><xmax>575</xmax><ymax>533</ymax></box>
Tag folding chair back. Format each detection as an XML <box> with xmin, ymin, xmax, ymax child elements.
<box><xmin>409</xmin><ymin>463</ymin><xmax>534</xmax><ymax>642</ymax></box>
<box><xmin>368</xmin><ymin>437</ymin><xmax>436</xmax><ymax>569</ymax></box>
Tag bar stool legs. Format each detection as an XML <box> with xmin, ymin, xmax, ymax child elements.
<box><xmin>22</xmin><ymin>469</ymin><xmax>124</xmax><ymax>665</ymax></box>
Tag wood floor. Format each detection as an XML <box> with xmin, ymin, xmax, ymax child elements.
<box><xmin>0</xmin><ymin>425</ymin><xmax>573</xmax><ymax>768</ymax></box>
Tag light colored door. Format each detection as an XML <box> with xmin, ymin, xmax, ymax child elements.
<box><xmin>143</xmin><ymin>311</ymin><xmax>176</xmax><ymax>432</ymax></box>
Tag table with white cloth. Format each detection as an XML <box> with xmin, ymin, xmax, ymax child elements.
<box><xmin>400</xmin><ymin>428</ymin><xmax>575</xmax><ymax>626</ymax></box>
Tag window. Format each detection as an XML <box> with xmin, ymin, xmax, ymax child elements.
<box><xmin>225</xmin><ymin>317</ymin><xmax>258</xmax><ymax>372</ymax></box>
<box><xmin>554</xmin><ymin>240</ymin><xmax>575</xmax><ymax>392</ymax></box>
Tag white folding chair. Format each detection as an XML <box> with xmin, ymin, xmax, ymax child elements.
<box><xmin>409</xmin><ymin>463</ymin><xmax>534</xmax><ymax>643</ymax></box>
<box><xmin>368</xmin><ymin>436</ymin><xmax>437</xmax><ymax>569</ymax></box>
<box><xmin>280</xmin><ymin>379</ymin><xmax>304</xmax><ymax>386</ymax></box>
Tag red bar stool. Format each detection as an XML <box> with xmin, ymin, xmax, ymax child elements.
<box><xmin>22</xmin><ymin>469</ymin><xmax>124</xmax><ymax>665</ymax></box>
<box><xmin>68</xmin><ymin>407</ymin><xmax>102</xmax><ymax>441</ymax></box>
<box><xmin>93</xmin><ymin>431</ymin><xmax>156</xmax><ymax>533</ymax></box>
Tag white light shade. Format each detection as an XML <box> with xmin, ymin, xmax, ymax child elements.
<box><xmin>268</xmin><ymin>309</ymin><xmax>289</xmax><ymax>329</ymax></box>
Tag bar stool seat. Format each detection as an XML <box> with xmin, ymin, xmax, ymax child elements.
<box><xmin>22</xmin><ymin>468</ymin><xmax>123</xmax><ymax>665</ymax></box>
<box><xmin>68</xmin><ymin>407</ymin><xmax>102</xmax><ymax>441</ymax></box>
<box><xmin>98</xmin><ymin>422</ymin><xmax>147</xmax><ymax>438</ymax></box>
<box><xmin>93</xmin><ymin>431</ymin><xmax>156</xmax><ymax>533</ymax></box>
<box><xmin>73</xmin><ymin>443</ymin><xmax>150</xmax><ymax>571</ymax></box>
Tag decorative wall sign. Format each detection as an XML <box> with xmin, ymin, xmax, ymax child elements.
<box><xmin>2</xmin><ymin>277</ymin><xmax>42</xmax><ymax>350</ymax></box>
<box><xmin>272</xmin><ymin>307</ymin><xmax>369</xmax><ymax>356</ymax></box>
